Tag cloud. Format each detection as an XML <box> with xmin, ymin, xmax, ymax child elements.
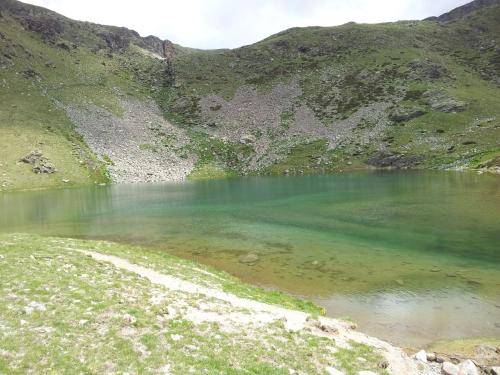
<box><xmin>21</xmin><ymin>0</ymin><xmax>470</xmax><ymax>49</ymax></box>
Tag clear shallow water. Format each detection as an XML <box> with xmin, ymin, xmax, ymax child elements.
<box><xmin>1</xmin><ymin>171</ymin><xmax>499</xmax><ymax>346</ymax></box>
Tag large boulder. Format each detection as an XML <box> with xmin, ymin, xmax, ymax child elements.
<box><xmin>424</xmin><ymin>90</ymin><xmax>467</xmax><ymax>113</ymax></box>
<box><xmin>389</xmin><ymin>106</ymin><xmax>426</xmax><ymax>123</ymax></box>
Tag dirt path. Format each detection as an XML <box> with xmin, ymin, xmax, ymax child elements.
<box><xmin>71</xmin><ymin>248</ymin><xmax>439</xmax><ymax>375</ymax></box>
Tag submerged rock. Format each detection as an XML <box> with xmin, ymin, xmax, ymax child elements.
<box><xmin>238</xmin><ymin>253</ymin><xmax>259</xmax><ymax>264</ymax></box>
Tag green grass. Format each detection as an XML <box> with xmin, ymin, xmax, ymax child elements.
<box><xmin>188</xmin><ymin>162</ymin><xmax>236</xmax><ymax>180</ymax></box>
<box><xmin>262</xmin><ymin>139</ymin><xmax>333</xmax><ymax>175</ymax></box>
<box><xmin>0</xmin><ymin>233</ymin><xmax>391</xmax><ymax>374</ymax></box>
<box><xmin>2</xmin><ymin>0</ymin><xmax>500</xmax><ymax>189</ymax></box>
<box><xmin>162</xmin><ymin>5</ymin><xmax>500</xmax><ymax>175</ymax></box>
<box><xmin>0</xmin><ymin>12</ymin><xmax>162</xmax><ymax>191</ymax></box>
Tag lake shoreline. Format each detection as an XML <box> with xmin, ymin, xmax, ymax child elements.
<box><xmin>5</xmin><ymin>233</ymin><xmax>499</xmax><ymax>374</ymax></box>
<box><xmin>1</xmin><ymin>172</ymin><xmax>499</xmax><ymax>350</ymax></box>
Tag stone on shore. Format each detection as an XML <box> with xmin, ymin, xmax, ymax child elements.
<box><xmin>414</xmin><ymin>349</ymin><xmax>427</xmax><ymax>362</ymax></box>
<box><xmin>426</xmin><ymin>352</ymin><xmax>436</xmax><ymax>362</ymax></box>
<box><xmin>442</xmin><ymin>361</ymin><xmax>459</xmax><ymax>375</ymax></box>
<box><xmin>458</xmin><ymin>359</ymin><xmax>479</xmax><ymax>375</ymax></box>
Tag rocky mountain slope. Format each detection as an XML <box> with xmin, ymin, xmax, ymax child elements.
<box><xmin>0</xmin><ymin>0</ymin><xmax>499</xmax><ymax>190</ymax></box>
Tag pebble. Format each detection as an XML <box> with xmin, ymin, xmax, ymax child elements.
<box><xmin>325</xmin><ymin>367</ymin><xmax>344</xmax><ymax>375</ymax></box>
<box><xmin>123</xmin><ymin>313</ymin><xmax>137</xmax><ymax>324</ymax></box>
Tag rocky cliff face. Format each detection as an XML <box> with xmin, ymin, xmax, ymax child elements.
<box><xmin>427</xmin><ymin>0</ymin><xmax>500</xmax><ymax>22</ymax></box>
<box><xmin>0</xmin><ymin>0</ymin><xmax>175</xmax><ymax>57</ymax></box>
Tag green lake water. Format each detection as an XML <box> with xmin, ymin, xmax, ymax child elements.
<box><xmin>1</xmin><ymin>171</ymin><xmax>499</xmax><ymax>346</ymax></box>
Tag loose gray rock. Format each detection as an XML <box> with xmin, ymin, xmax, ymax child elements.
<box><xmin>33</xmin><ymin>164</ymin><xmax>56</xmax><ymax>174</ymax></box>
<box><xmin>325</xmin><ymin>367</ymin><xmax>344</xmax><ymax>375</ymax></box>
<box><xmin>240</xmin><ymin>134</ymin><xmax>256</xmax><ymax>144</ymax></box>
<box><xmin>20</xmin><ymin>150</ymin><xmax>43</xmax><ymax>164</ymax></box>
<box><xmin>414</xmin><ymin>349</ymin><xmax>427</xmax><ymax>362</ymax></box>
<box><xmin>442</xmin><ymin>361</ymin><xmax>459</xmax><ymax>375</ymax></box>
<box><xmin>458</xmin><ymin>359</ymin><xmax>479</xmax><ymax>375</ymax></box>
<box><xmin>426</xmin><ymin>352</ymin><xmax>436</xmax><ymax>362</ymax></box>
<box><xmin>435</xmin><ymin>355</ymin><xmax>445</xmax><ymax>364</ymax></box>
<box><xmin>65</xmin><ymin>96</ymin><xmax>195</xmax><ymax>184</ymax></box>
<box><xmin>20</xmin><ymin>150</ymin><xmax>56</xmax><ymax>174</ymax></box>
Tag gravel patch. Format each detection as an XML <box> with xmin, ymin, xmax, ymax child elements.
<box><xmin>65</xmin><ymin>96</ymin><xmax>195</xmax><ymax>183</ymax></box>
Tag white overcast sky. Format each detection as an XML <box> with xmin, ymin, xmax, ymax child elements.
<box><xmin>21</xmin><ymin>0</ymin><xmax>469</xmax><ymax>49</ymax></box>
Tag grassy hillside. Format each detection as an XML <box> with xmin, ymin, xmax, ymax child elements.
<box><xmin>164</xmin><ymin>1</ymin><xmax>500</xmax><ymax>176</ymax></box>
<box><xmin>0</xmin><ymin>0</ymin><xmax>170</xmax><ymax>190</ymax></box>
<box><xmin>1</xmin><ymin>0</ymin><xmax>499</xmax><ymax>190</ymax></box>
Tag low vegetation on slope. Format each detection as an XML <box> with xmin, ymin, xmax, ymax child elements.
<box><xmin>1</xmin><ymin>0</ymin><xmax>499</xmax><ymax>190</ymax></box>
<box><xmin>0</xmin><ymin>234</ymin><xmax>398</xmax><ymax>375</ymax></box>
<box><xmin>164</xmin><ymin>1</ymin><xmax>500</xmax><ymax>175</ymax></box>
<box><xmin>0</xmin><ymin>0</ymin><xmax>188</xmax><ymax>190</ymax></box>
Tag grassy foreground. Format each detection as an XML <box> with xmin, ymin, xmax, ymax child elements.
<box><xmin>0</xmin><ymin>233</ymin><xmax>388</xmax><ymax>375</ymax></box>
